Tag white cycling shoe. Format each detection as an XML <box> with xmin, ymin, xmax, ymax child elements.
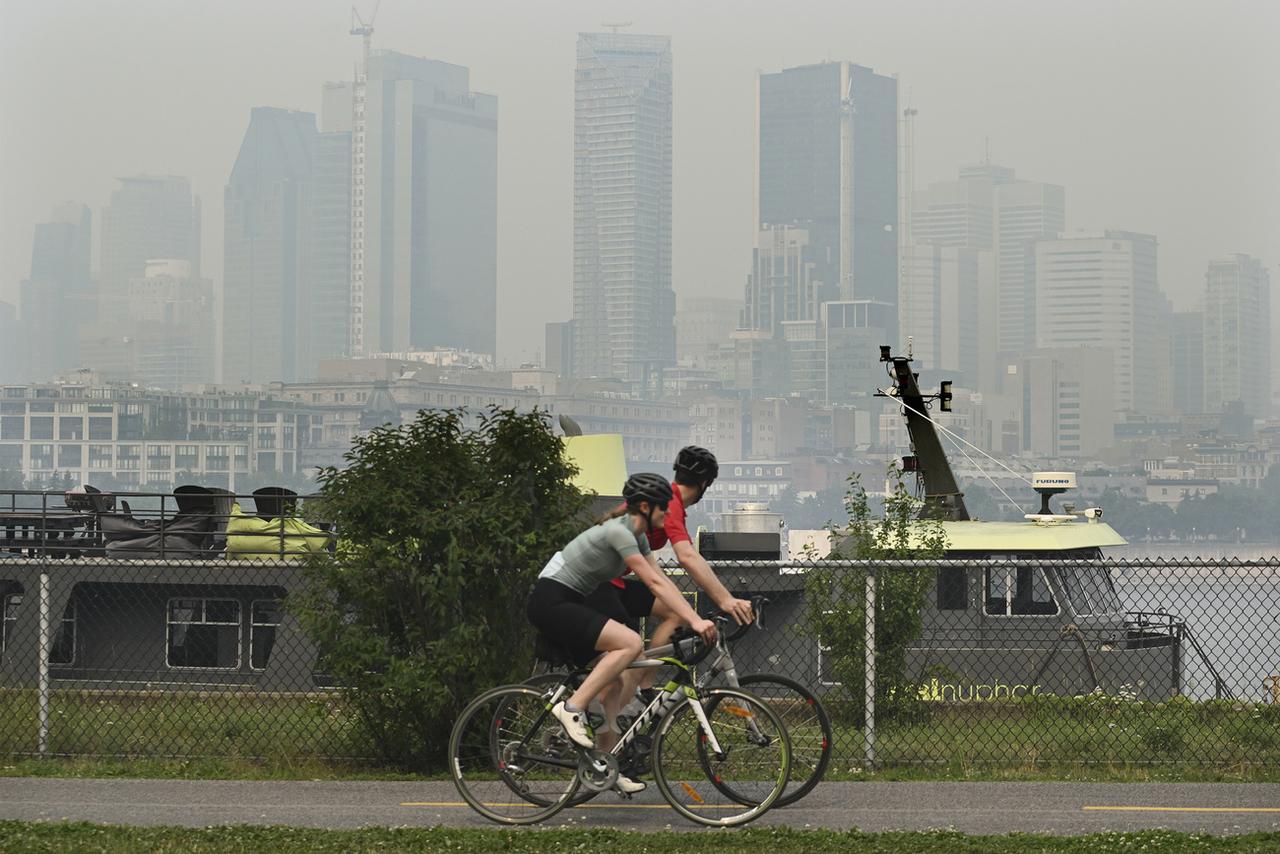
<box><xmin>614</xmin><ymin>773</ymin><xmax>646</xmax><ymax>795</ymax></box>
<box><xmin>551</xmin><ymin>701</ymin><xmax>595</xmax><ymax>749</ymax></box>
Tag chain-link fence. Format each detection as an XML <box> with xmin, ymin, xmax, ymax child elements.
<box><xmin>2</xmin><ymin>489</ymin><xmax>1279</xmax><ymax>771</ymax></box>
<box><xmin>0</xmin><ymin>488</ymin><xmax>368</xmax><ymax>762</ymax></box>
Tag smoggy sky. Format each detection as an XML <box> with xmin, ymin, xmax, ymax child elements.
<box><xmin>3</xmin><ymin>0</ymin><xmax>1277</xmax><ymax>367</ymax></box>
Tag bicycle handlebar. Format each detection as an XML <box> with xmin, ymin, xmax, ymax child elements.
<box><xmin>669</xmin><ymin>596</ymin><xmax>770</xmax><ymax>665</ymax></box>
<box><xmin>705</xmin><ymin>595</ymin><xmax>769</xmax><ymax>643</ymax></box>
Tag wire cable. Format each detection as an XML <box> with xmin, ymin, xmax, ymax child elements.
<box><xmin>880</xmin><ymin>392</ymin><xmax>1030</xmax><ymax>514</ymax></box>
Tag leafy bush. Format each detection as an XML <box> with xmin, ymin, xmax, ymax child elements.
<box><xmin>293</xmin><ymin>408</ymin><xmax>588</xmax><ymax>770</ymax></box>
<box><xmin>803</xmin><ymin>470</ymin><xmax>947</xmax><ymax>725</ymax></box>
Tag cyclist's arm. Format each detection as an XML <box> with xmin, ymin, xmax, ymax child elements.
<box><xmin>672</xmin><ymin>540</ymin><xmax>754</xmax><ymax>624</ymax></box>
<box><xmin>624</xmin><ymin>552</ymin><xmax>713</xmax><ymax>640</ymax></box>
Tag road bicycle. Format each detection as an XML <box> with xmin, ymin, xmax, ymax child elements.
<box><xmin>526</xmin><ymin>596</ymin><xmax>832</xmax><ymax>808</ymax></box>
<box><xmin>448</xmin><ymin>613</ymin><xmax>791</xmax><ymax>827</ymax></box>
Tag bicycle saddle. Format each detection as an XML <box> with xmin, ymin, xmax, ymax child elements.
<box><xmin>533</xmin><ymin>633</ymin><xmax>576</xmax><ymax>668</ymax></box>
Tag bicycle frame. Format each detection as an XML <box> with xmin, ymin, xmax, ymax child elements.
<box><xmin>537</xmin><ymin>651</ymin><xmax>728</xmax><ymax>762</ymax></box>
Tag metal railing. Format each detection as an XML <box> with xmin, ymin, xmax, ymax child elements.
<box><xmin>0</xmin><ymin>488</ymin><xmax>336</xmax><ymax>560</ymax></box>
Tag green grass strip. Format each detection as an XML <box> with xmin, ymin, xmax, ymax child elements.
<box><xmin>2</xmin><ymin>824</ymin><xmax>1280</xmax><ymax>853</ymax></box>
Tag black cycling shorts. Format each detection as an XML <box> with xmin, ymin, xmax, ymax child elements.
<box><xmin>584</xmin><ymin>578</ymin><xmax>656</xmax><ymax>632</ymax></box>
<box><xmin>527</xmin><ymin>578</ymin><xmax>614</xmax><ymax>667</ymax></box>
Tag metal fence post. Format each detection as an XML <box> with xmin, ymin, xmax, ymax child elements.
<box><xmin>864</xmin><ymin>563</ymin><xmax>876</xmax><ymax>769</ymax></box>
<box><xmin>37</xmin><ymin>570</ymin><xmax>50</xmax><ymax>758</ymax></box>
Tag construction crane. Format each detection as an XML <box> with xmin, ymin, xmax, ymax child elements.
<box><xmin>900</xmin><ymin>103</ymin><xmax>918</xmax><ymax>344</ymax></box>
<box><xmin>347</xmin><ymin>1</ymin><xmax>381</xmax><ymax>358</ymax></box>
<box><xmin>602</xmin><ymin>20</ymin><xmax>633</xmax><ymax>33</ymax></box>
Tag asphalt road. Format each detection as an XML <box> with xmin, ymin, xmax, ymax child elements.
<box><xmin>2</xmin><ymin>778</ymin><xmax>1279</xmax><ymax>835</ymax></box>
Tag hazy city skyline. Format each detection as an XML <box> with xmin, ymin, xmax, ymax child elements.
<box><xmin>3</xmin><ymin>0</ymin><xmax>1278</xmax><ymax>367</ymax></box>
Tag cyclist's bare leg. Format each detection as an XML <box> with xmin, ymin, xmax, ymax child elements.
<box><xmin>596</xmin><ymin>677</ymin><xmax>625</xmax><ymax>750</ymax></box>
<box><xmin>569</xmin><ymin>620</ymin><xmax>642</xmax><ymax>718</ymax></box>
<box><xmin>639</xmin><ymin>599</ymin><xmax>680</xmax><ymax>691</ymax></box>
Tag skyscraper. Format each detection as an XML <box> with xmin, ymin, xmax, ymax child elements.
<box><xmin>0</xmin><ymin>302</ymin><xmax>17</xmax><ymax>384</ymax></box>
<box><xmin>223</xmin><ymin>107</ymin><xmax>345</xmax><ymax>385</ymax></box>
<box><xmin>899</xmin><ymin>242</ymin><xmax>982</xmax><ymax>379</ymax></box>
<box><xmin>1172</xmin><ymin>311</ymin><xmax>1205</xmax><ymax>415</ymax></box>
<box><xmin>911</xmin><ymin>163</ymin><xmax>1061</xmax><ymax>387</ymax></box>
<box><xmin>995</xmin><ymin>180</ymin><xmax>1064</xmax><ymax>356</ymax></box>
<box><xmin>571</xmin><ymin>32</ymin><xmax>674</xmax><ymax>385</ymax></box>
<box><xmin>1033</xmin><ymin>230</ymin><xmax>1164</xmax><ymax>415</ymax></box>
<box><xmin>18</xmin><ymin>204</ymin><xmax>92</xmax><ymax>381</ymax></box>
<box><xmin>758</xmin><ymin>62</ymin><xmax>898</xmax><ymax>324</ymax></box>
<box><xmin>92</xmin><ymin>176</ymin><xmax>201</xmax><ymax>368</ymax></box>
<box><xmin>101</xmin><ymin>176</ymin><xmax>201</xmax><ymax>289</ymax></box>
<box><xmin>334</xmin><ymin>52</ymin><xmax>498</xmax><ymax>359</ymax></box>
<box><xmin>1203</xmin><ymin>254</ymin><xmax>1271</xmax><ymax>418</ymax></box>
<box><xmin>128</xmin><ymin>260</ymin><xmax>215</xmax><ymax>389</ymax></box>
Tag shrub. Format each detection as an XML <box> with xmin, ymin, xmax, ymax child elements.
<box><xmin>803</xmin><ymin>470</ymin><xmax>947</xmax><ymax>725</ymax></box>
<box><xmin>293</xmin><ymin>408</ymin><xmax>588</xmax><ymax>770</ymax></box>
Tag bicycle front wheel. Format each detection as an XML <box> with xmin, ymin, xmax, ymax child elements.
<box><xmin>724</xmin><ymin>674</ymin><xmax>832</xmax><ymax>807</ymax></box>
<box><xmin>449</xmin><ymin>684</ymin><xmax>581</xmax><ymax>825</ymax></box>
<box><xmin>650</xmin><ymin>688</ymin><xmax>790</xmax><ymax>827</ymax></box>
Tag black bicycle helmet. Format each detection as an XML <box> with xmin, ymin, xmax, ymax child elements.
<box><xmin>673</xmin><ymin>445</ymin><xmax>719</xmax><ymax>484</ymax></box>
<box><xmin>623</xmin><ymin>472</ymin><xmax>673</xmax><ymax>509</ymax></box>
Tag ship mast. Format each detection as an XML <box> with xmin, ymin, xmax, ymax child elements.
<box><xmin>877</xmin><ymin>346</ymin><xmax>969</xmax><ymax>521</ymax></box>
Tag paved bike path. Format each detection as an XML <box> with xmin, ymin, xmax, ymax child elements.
<box><xmin>1</xmin><ymin>778</ymin><xmax>1279</xmax><ymax>835</ymax></box>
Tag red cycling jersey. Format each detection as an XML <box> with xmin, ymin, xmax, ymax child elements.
<box><xmin>611</xmin><ymin>481</ymin><xmax>691</xmax><ymax>588</ymax></box>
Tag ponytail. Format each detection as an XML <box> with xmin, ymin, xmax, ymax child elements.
<box><xmin>595</xmin><ymin>500</ymin><xmax>629</xmax><ymax>525</ymax></box>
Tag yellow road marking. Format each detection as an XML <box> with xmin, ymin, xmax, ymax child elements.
<box><xmin>1084</xmin><ymin>806</ymin><xmax>1280</xmax><ymax>814</ymax></box>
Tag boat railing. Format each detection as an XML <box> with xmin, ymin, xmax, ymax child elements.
<box><xmin>1128</xmin><ymin>610</ymin><xmax>1233</xmax><ymax>700</ymax></box>
<box><xmin>0</xmin><ymin>488</ymin><xmax>336</xmax><ymax>561</ymax></box>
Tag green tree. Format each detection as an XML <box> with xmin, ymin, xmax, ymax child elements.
<box><xmin>803</xmin><ymin>469</ymin><xmax>947</xmax><ymax>725</ymax></box>
<box><xmin>293</xmin><ymin>407</ymin><xmax>588</xmax><ymax>770</ymax></box>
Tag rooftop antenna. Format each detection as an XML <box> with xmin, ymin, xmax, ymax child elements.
<box><xmin>348</xmin><ymin>0</ymin><xmax>381</xmax><ymax>358</ymax></box>
<box><xmin>602</xmin><ymin>20</ymin><xmax>632</xmax><ymax>32</ymax></box>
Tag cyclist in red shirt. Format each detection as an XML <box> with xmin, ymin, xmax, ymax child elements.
<box><xmin>585</xmin><ymin>446</ymin><xmax>753</xmax><ymax>690</ymax></box>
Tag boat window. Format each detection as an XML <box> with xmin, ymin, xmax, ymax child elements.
<box><xmin>984</xmin><ymin>565</ymin><xmax>1058</xmax><ymax>616</ymax></box>
<box><xmin>250</xmin><ymin>599</ymin><xmax>282</xmax><ymax>670</ymax></box>
<box><xmin>50</xmin><ymin>599</ymin><xmax>76</xmax><ymax>665</ymax></box>
<box><xmin>936</xmin><ymin>566</ymin><xmax>967</xmax><ymax>610</ymax></box>
<box><xmin>167</xmin><ymin>598</ymin><xmax>241</xmax><ymax>669</ymax></box>
<box><xmin>1059</xmin><ymin>566</ymin><xmax>1122</xmax><ymax>616</ymax></box>
<box><xmin>1</xmin><ymin>587</ymin><xmax>21</xmax><ymax>652</ymax></box>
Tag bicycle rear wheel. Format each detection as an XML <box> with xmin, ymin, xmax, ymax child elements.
<box><xmin>719</xmin><ymin>674</ymin><xmax>832</xmax><ymax>807</ymax></box>
<box><xmin>449</xmin><ymin>684</ymin><xmax>581</xmax><ymax>824</ymax></box>
<box><xmin>650</xmin><ymin>688</ymin><xmax>790</xmax><ymax>827</ymax></box>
